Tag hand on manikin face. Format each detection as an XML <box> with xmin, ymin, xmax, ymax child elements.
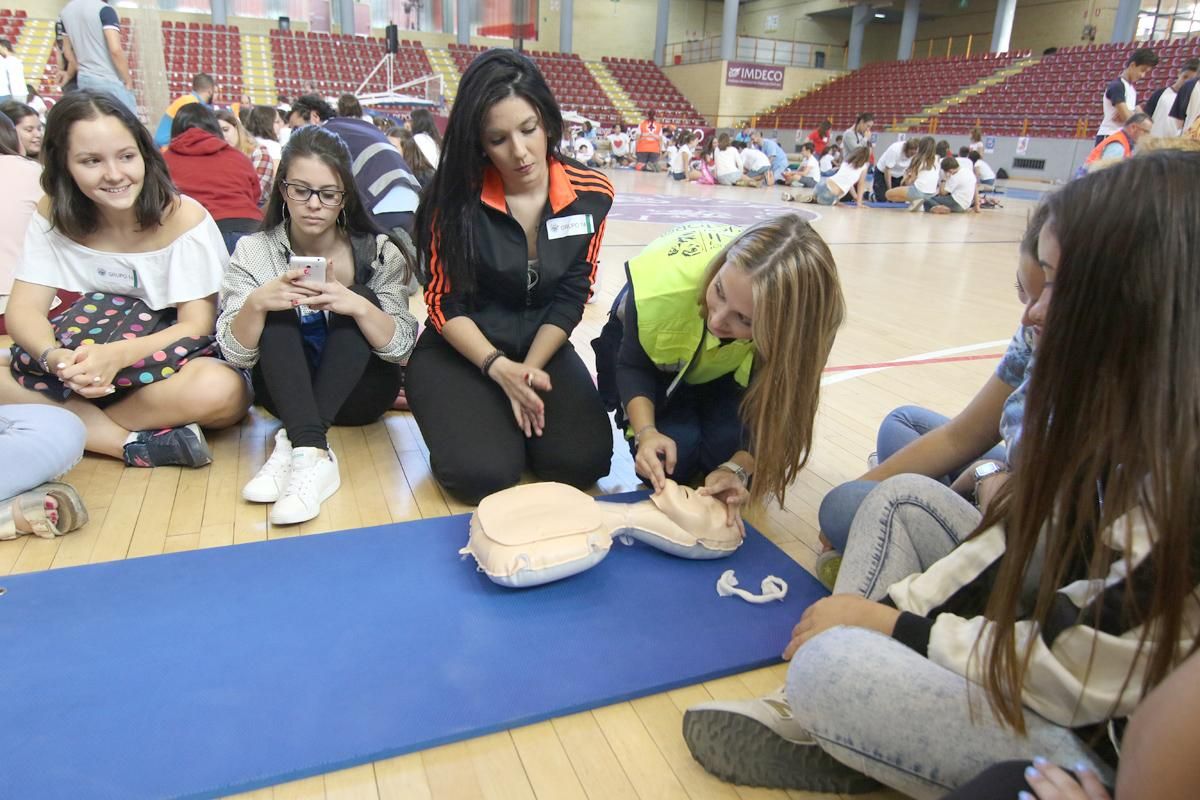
<box><xmin>646</xmin><ymin>479</ymin><xmax>741</xmax><ymax>541</ymax></box>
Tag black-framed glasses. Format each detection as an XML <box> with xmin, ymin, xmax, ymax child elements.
<box><xmin>282</xmin><ymin>181</ymin><xmax>346</xmax><ymax>207</ymax></box>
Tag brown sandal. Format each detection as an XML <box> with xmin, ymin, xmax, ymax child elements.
<box><xmin>0</xmin><ymin>482</ymin><xmax>89</xmax><ymax>541</ymax></box>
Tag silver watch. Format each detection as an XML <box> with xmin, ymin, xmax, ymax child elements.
<box><xmin>717</xmin><ymin>460</ymin><xmax>749</xmax><ymax>487</ymax></box>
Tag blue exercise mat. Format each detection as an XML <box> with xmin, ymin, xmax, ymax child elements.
<box><xmin>0</xmin><ymin>492</ymin><xmax>826</xmax><ymax>800</ymax></box>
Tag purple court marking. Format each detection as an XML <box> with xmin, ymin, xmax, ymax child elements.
<box><xmin>610</xmin><ymin>193</ymin><xmax>820</xmax><ymax>226</ymax></box>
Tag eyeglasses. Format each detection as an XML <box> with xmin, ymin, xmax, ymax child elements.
<box><xmin>282</xmin><ymin>181</ymin><xmax>346</xmax><ymax>207</ymax></box>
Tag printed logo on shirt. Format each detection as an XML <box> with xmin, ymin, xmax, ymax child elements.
<box><xmin>546</xmin><ymin>214</ymin><xmax>594</xmax><ymax>240</ymax></box>
<box><xmin>94</xmin><ymin>263</ymin><xmax>140</xmax><ymax>292</ymax></box>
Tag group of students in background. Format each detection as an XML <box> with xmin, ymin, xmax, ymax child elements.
<box><xmin>0</xmin><ymin>44</ymin><xmax>1198</xmax><ymax>800</ymax></box>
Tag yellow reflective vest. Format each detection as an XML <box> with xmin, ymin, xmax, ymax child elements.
<box><xmin>626</xmin><ymin>222</ymin><xmax>756</xmax><ymax>396</ymax></box>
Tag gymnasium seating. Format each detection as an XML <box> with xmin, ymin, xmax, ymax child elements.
<box><xmin>162</xmin><ymin>21</ymin><xmax>243</xmax><ymax>99</ymax></box>
<box><xmin>270</xmin><ymin>29</ymin><xmax>432</xmax><ymax>99</ymax></box>
<box><xmin>0</xmin><ymin>8</ymin><xmax>25</xmax><ymax>42</ymax></box>
<box><xmin>600</xmin><ymin>57</ymin><xmax>706</xmax><ymax>128</ymax></box>
<box><xmin>448</xmin><ymin>44</ymin><xmax>620</xmax><ymax>127</ymax></box>
<box><xmin>936</xmin><ymin>39</ymin><xmax>1199</xmax><ymax>137</ymax></box>
<box><xmin>757</xmin><ymin>51</ymin><xmax>1028</xmax><ymax>133</ymax></box>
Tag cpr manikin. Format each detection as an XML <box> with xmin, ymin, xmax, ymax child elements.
<box><xmin>461</xmin><ymin>480</ymin><xmax>743</xmax><ymax>587</ymax></box>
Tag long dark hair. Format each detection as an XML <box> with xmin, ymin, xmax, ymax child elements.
<box><xmin>263</xmin><ymin>125</ymin><xmax>413</xmax><ymax>282</ymax></box>
<box><xmin>171</xmin><ymin>102</ymin><xmax>223</xmax><ymax>141</ymax></box>
<box><xmin>0</xmin><ymin>100</ymin><xmax>37</xmax><ymax>127</ymax></box>
<box><xmin>0</xmin><ymin>111</ymin><xmax>21</xmax><ymax>156</ymax></box>
<box><xmin>409</xmin><ymin>107</ymin><xmax>442</xmax><ymax>147</ymax></box>
<box><xmin>414</xmin><ymin>48</ymin><xmax>562</xmax><ymax>291</ymax></box>
<box><xmin>41</xmin><ymin>90</ymin><xmax>176</xmax><ymax>239</ymax></box>
<box><xmin>244</xmin><ymin>105</ymin><xmax>279</xmax><ymax>142</ymax></box>
<box><xmin>978</xmin><ymin>150</ymin><xmax>1200</xmax><ymax>732</ymax></box>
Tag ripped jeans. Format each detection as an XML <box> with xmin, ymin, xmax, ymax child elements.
<box><xmin>785</xmin><ymin>475</ymin><xmax>1114</xmax><ymax>799</ymax></box>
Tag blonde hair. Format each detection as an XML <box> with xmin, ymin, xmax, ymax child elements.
<box><xmin>697</xmin><ymin>216</ymin><xmax>845</xmax><ymax>506</ymax></box>
<box><xmin>216</xmin><ymin>108</ymin><xmax>255</xmax><ymax>157</ymax></box>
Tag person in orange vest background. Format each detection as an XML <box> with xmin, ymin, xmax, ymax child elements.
<box><xmin>1085</xmin><ymin>112</ymin><xmax>1152</xmax><ymax>169</ymax></box>
<box><xmin>635</xmin><ymin>109</ymin><xmax>663</xmax><ymax>172</ymax></box>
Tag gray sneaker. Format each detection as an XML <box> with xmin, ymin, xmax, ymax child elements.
<box><xmin>682</xmin><ymin>687</ymin><xmax>881</xmax><ymax>794</ymax></box>
<box><xmin>866</xmin><ymin>451</ymin><xmax>879</xmax><ymax>469</ymax></box>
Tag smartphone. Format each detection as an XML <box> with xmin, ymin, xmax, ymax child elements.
<box><xmin>289</xmin><ymin>256</ymin><xmax>327</xmax><ymax>283</ymax></box>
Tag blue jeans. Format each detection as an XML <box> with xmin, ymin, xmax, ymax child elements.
<box><xmin>0</xmin><ymin>404</ymin><xmax>86</xmax><ymax>500</ymax></box>
<box><xmin>787</xmin><ymin>475</ymin><xmax>1112</xmax><ymax>799</ymax></box>
<box><xmin>77</xmin><ymin>73</ymin><xmax>138</xmax><ymax>115</ymax></box>
<box><xmin>817</xmin><ymin>405</ymin><xmax>1006</xmax><ymax>552</ymax></box>
<box><xmin>629</xmin><ymin>376</ymin><xmax>743</xmax><ymax>485</ymax></box>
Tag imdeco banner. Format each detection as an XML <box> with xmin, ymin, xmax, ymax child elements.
<box><xmin>725</xmin><ymin>61</ymin><xmax>784</xmax><ymax>90</ymax></box>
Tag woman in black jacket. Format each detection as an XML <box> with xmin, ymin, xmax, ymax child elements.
<box><xmin>406</xmin><ymin>49</ymin><xmax>614</xmax><ymax>505</ymax></box>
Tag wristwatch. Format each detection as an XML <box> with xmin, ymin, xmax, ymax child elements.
<box><xmin>972</xmin><ymin>461</ymin><xmax>1006</xmax><ymax>502</ymax></box>
<box><xmin>717</xmin><ymin>460</ymin><xmax>749</xmax><ymax>487</ymax></box>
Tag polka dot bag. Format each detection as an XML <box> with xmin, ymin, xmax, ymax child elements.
<box><xmin>9</xmin><ymin>293</ymin><xmax>218</xmax><ymax>401</ymax></box>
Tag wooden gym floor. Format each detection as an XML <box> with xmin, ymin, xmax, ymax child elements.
<box><xmin>0</xmin><ymin>169</ymin><xmax>1037</xmax><ymax>800</ymax></box>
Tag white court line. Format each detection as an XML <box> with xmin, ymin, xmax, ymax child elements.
<box><xmin>821</xmin><ymin>339</ymin><xmax>1011</xmax><ymax>386</ymax></box>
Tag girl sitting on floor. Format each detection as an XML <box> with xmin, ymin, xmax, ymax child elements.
<box><xmin>885</xmin><ymin>135</ymin><xmax>939</xmax><ymax>210</ymax></box>
<box><xmin>217</xmin><ymin>125</ymin><xmax>417</xmax><ymax>526</ymax></box>
<box><xmin>683</xmin><ymin>149</ymin><xmax>1200</xmax><ymax>800</ymax></box>
<box><xmin>0</xmin><ymin>90</ymin><xmax>249</xmax><ymax>468</ymax></box>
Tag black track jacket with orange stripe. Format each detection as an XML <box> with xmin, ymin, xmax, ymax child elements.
<box><xmin>424</xmin><ymin>156</ymin><xmax>613</xmax><ymax>356</ymax></box>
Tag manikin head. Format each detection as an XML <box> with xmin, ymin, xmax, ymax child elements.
<box><xmin>646</xmin><ymin>480</ymin><xmax>738</xmax><ymax>541</ymax></box>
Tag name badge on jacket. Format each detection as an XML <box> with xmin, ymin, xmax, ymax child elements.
<box><xmin>546</xmin><ymin>214</ymin><xmax>594</xmax><ymax>240</ymax></box>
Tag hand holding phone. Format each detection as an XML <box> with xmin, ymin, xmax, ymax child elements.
<box><xmin>289</xmin><ymin>256</ymin><xmax>327</xmax><ymax>284</ymax></box>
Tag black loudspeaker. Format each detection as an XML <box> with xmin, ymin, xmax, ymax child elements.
<box><xmin>279</xmin><ymin>16</ymin><xmax>291</xmax><ymax>31</ymax></box>
<box><xmin>386</xmin><ymin>23</ymin><xmax>399</xmax><ymax>54</ymax></box>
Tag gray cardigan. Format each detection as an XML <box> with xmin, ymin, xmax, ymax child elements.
<box><xmin>216</xmin><ymin>223</ymin><xmax>417</xmax><ymax>369</ymax></box>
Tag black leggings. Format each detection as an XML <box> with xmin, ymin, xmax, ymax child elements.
<box><xmin>872</xmin><ymin>170</ymin><xmax>901</xmax><ymax>202</ymax></box>
<box><xmin>406</xmin><ymin>327</ymin><xmax>613</xmax><ymax>505</ymax></box>
<box><xmin>251</xmin><ymin>285</ymin><xmax>401</xmax><ymax>450</ymax></box>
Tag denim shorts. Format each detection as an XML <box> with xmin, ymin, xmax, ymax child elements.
<box><xmin>745</xmin><ymin>166</ymin><xmax>769</xmax><ymax>178</ymax></box>
<box><xmin>814</xmin><ymin>181</ymin><xmax>840</xmax><ymax>205</ymax></box>
<box><xmin>670</xmin><ymin>171</ymin><xmax>687</xmax><ymax>181</ymax></box>
<box><xmin>906</xmin><ymin>185</ymin><xmax>934</xmax><ymax>201</ymax></box>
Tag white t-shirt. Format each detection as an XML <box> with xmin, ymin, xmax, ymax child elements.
<box><xmin>945</xmin><ymin>168</ymin><xmax>977</xmax><ymax>209</ymax></box>
<box><xmin>15</xmin><ymin>199</ymin><xmax>227</xmax><ymax>311</ymax></box>
<box><xmin>913</xmin><ymin>165</ymin><xmax>940</xmax><ymax>194</ymax></box>
<box><xmin>608</xmin><ymin>133</ymin><xmax>630</xmax><ymax>156</ymax></box>
<box><xmin>413</xmin><ymin>131</ymin><xmax>440</xmax><ymax>168</ymax></box>
<box><xmin>876</xmin><ymin>141</ymin><xmax>912</xmax><ymax>178</ymax></box>
<box><xmin>819</xmin><ymin>153</ymin><xmax>835</xmax><ymax>172</ymax></box>
<box><xmin>713</xmin><ymin>146</ymin><xmax>743</xmax><ymax>177</ymax></box>
<box><xmin>573</xmin><ymin>136</ymin><xmax>595</xmax><ymax>161</ymax></box>
<box><xmin>741</xmin><ymin>147</ymin><xmax>771</xmax><ymax>172</ymax></box>
<box><xmin>799</xmin><ymin>153</ymin><xmax>820</xmax><ymax>177</ymax></box>
<box><xmin>968</xmin><ymin>141</ymin><xmax>985</xmax><ymax>153</ymax></box>
<box><xmin>973</xmin><ymin>158</ymin><xmax>996</xmax><ymax>181</ymax></box>
<box><xmin>669</xmin><ymin>144</ymin><xmax>691</xmax><ymax>174</ymax></box>
<box><xmin>827</xmin><ymin>161</ymin><xmax>868</xmax><ymax>197</ymax></box>
<box><xmin>1099</xmin><ymin>77</ymin><xmax>1136</xmax><ymax>137</ymax></box>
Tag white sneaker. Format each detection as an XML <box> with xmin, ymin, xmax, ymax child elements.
<box><xmin>682</xmin><ymin>686</ymin><xmax>880</xmax><ymax>793</ymax></box>
<box><xmin>269</xmin><ymin>447</ymin><xmax>341</xmax><ymax>526</ymax></box>
<box><xmin>242</xmin><ymin>429</ymin><xmax>293</xmax><ymax>503</ymax></box>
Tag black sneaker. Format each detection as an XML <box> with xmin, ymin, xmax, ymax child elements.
<box><xmin>123</xmin><ymin>424</ymin><xmax>213</xmax><ymax>468</ymax></box>
<box><xmin>682</xmin><ymin>688</ymin><xmax>881</xmax><ymax>794</ymax></box>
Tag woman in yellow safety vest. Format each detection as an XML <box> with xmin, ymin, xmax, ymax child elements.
<box><xmin>593</xmin><ymin>217</ymin><xmax>845</xmax><ymax>530</ymax></box>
